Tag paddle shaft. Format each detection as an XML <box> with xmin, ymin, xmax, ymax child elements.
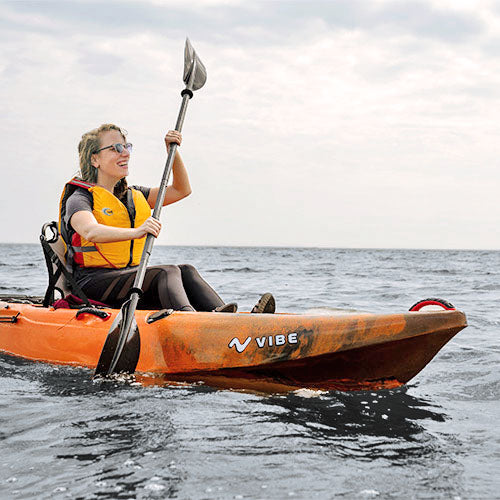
<box><xmin>132</xmin><ymin>94</ymin><xmax>192</xmax><ymax>290</ymax></box>
<box><xmin>105</xmin><ymin>91</ymin><xmax>193</xmax><ymax>375</ymax></box>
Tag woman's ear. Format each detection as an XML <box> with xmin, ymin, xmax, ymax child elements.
<box><xmin>91</xmin><ymin>154</ymin><xmax>99</xmax><ymax>168</ymax></box>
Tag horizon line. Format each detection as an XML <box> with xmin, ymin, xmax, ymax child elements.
<box><xmin>1</xmin><ymin>242</ymin><xmax>498</xmax><ymax>252</ymax></box>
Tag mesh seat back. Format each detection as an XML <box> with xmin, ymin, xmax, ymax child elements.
<box><xmin>40</xmin><ymin>222</ymin><xmax>72</xmax><ymax>304</ymax></box>
<box><xmin>50</xmin><ymin>236</ymin><xmax>72</xmax><ymax>297</ymax></box>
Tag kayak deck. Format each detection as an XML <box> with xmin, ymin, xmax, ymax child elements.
<box><xmin>0</xmin><ymin>298</ymin><xmax>467</xmax><ymax>392</ymax></box>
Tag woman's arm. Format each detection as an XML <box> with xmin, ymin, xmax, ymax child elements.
<box><xmin>70</xmin><ymin>211</ymin><xmax>161</xmax><ymax>243</ymax></box>
<box><xmin>147</xmin><ymin>130</ymin><xmax>192</xmax><ymax>208</ymax></box>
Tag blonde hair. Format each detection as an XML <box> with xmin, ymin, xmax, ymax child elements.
<box><xmin>78</xmin><ymin>124</ymin><xmax>128</xmax><ymax>199</ymax></box>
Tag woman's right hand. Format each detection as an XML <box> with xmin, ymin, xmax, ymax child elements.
<box><xmin>134</xmin><ymin>216</ymin><xmax>162</xmax><ymax>238</ymax></box>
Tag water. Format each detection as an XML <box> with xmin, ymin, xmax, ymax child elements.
<box><xmin>0</xmin><ymin>244</ymin><xmax>499</xmax><ymax>499</ymax></box>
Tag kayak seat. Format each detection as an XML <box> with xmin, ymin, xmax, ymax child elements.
<box><xmin>40</xmin><ymin>221</ymin><xmax>91</xmax><ymax>308</ymax></box>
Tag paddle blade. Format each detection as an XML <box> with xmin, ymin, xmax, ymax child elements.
<box><xmin>93</xmin><ymin>303</ymin><xmax>141</xmax><ymax>378</ymax></box>
<box><xmin>183</xmin><ymin>38</ymin><xmax>207</xmax><ymax>91</ymax></box>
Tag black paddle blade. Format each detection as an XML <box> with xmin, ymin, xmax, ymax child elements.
<box><xmin>93</xmin><ymin>302</ymin><xmax>141</xmax><ymax>378</ymax></box>
<box><xmin>183</xmin><ymin>38</ymin><xmax>207</xmax><ymax>91</ymax></box>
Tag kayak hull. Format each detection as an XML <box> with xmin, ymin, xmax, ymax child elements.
<box><xmin>0</xmin><ymin>302</ymin><xmax>467</xmax><ymax>392</ymax></box>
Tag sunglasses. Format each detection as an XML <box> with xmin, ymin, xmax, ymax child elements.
<box><xmin>94</xmin><ymin>143</ymin><xmax>133</xmax><ymax>154</ymax></box>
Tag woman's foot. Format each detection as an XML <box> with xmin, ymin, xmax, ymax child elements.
<box><xmin>214</xmin><ymin>302</ymin><xmax>238</xmax><ymax>313</ymax></box>
<box><xmin>251</xmin><ymin>293</ymin><xmax>275</xmax><ymax>314</ymax></box>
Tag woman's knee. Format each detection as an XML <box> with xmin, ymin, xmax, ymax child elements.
<box><xmin>143</xmin><ymin>266</ymin><xmax>182</xmax><ymax>296</ymax></box>
<box><xmin>151</xmin><ymin>265</ymin><xmax>182</xmax><ymax>278</ymax></box>
<box><xmin>178</xmin><ymin>263</ymin><xmax>199</xmax><ymax>277</ymax></box>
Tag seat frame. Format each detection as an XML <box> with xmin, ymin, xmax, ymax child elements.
<box><xmin>40</xmin><ymin>221</ymin><xmax>91</xmax><ymax>307</ymax></box>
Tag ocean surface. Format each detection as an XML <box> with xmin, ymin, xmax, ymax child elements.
<box><xmin>0</xmin><ymin>243</ymin><xmax>499</xmax><ymax>499</ymax></box>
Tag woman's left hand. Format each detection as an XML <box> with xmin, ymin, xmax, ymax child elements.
<box><xmin>165</xmin><ymin>130</ymin><xmax>182</xmax><ymax>153</ymax></box>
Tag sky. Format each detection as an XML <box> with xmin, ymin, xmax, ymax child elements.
<box><xmin>1</xmin><ymin>0</ymin><xmax>499</xmax><ymax>249</ymax></box>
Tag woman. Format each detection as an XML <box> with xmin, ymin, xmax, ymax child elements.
<box><xmin>59</xmin><ymin>123</ymin><xmax>275</xmax><ymax>313</ymax></box>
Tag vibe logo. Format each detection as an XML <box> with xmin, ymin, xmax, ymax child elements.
<box><xmin>228</xmin><ymin>333</ymin><xmax>299</xmax><ymax>353</ymax></box>
<box><xmin>102</xmin><ymin>207</ymin><xmax>113</xmax><ymax>216</ymax></box>
<box><xmin>228</xmin><ymin>337</ymin><xmax>252</xmax><ymax>353</ymax></box>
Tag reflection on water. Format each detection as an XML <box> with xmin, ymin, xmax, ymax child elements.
<box><xmin>259</xmin><ymin>388</ymin><xmax>447</xmax><ymax>463</ymax></box>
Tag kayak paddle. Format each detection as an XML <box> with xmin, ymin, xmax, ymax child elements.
<box><xmin>94</xmin><ymin>38</ymin><xmax>207</xmax><ymax>378</ymax></box>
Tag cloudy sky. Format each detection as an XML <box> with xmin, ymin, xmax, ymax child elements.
<box><xmin>1</xmin><ymin>0</ymin><xmax>499</xmax><ymax>249</ymax></box>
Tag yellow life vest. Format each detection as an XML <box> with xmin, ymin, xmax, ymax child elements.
<box><xmin>59</xmin><ymin>178</ymin><xmax>152</xmax><ymax>269</ymax></box>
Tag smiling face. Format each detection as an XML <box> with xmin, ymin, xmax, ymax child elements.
<box><xmin>91</xmin><ymin>129</ymin><xmax>130</xmax><ymax>186</ymax></box>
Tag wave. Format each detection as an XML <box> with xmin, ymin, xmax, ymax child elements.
<box><xmin>473</xmin><ymin>283</ymin><xmax>500</xmax><ymax>291</ymax></box>
<box><xmin>0</xmin><ymin>286</ymin><xmax>30</xmax><ymax>292</ymax></box>
<box><xmin>206</xmin><ymin>267</ymin><xmax>262</xmax><ymax>273</ymax></box>
<box><xmin>428</xmin><ymin>269</ymin><xmax>459</xmax><ymax>275</ymax></box>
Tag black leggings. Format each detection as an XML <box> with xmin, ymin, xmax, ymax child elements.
<box><xmin>80</xmin><ymin>264</ymin><xmax>225</xmax><ymax>311</ymax></box>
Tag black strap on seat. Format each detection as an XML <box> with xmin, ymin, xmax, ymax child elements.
<box><xmin>40</xmin><ymin>221</ymin><xmax>91</xmax><ymax>308</ymax></box>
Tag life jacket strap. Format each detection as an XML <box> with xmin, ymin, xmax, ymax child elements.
<box><xmin>72</xmin><ymin>246</ymin><xmax>98</xmax><ymax>253</ymax></box>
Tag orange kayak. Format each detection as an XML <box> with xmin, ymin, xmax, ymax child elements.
<box><xmin>0</xmin><ymin>297</ymin><xmax>467</xmax><ymax>392</ymax></box>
